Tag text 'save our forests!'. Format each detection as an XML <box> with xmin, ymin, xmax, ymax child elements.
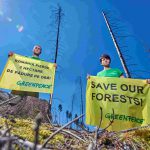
<box><xmin>86</xmin><ymin>76</ymin><xmax>150</xmax><ymax>131</ymax></box>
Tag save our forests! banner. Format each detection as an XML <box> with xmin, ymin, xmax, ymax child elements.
<box><xmin>0</xmin><ymin>54</ymin><xmax>56</xmax><ymax>94</ymax></box>
<box><xmin>86</xmin><ymin>76</ymin><xmax>150</xmax><ymax>131</ymax></box>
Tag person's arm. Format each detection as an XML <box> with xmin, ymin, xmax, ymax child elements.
<box><xmin>53</xmin><ymin>63</ymin><xmax>57</xmax><ymax>69</ymax></box>
<box><xmin>118</xmin><ymin>69</ymin><xmax>124</xmax><ymax>78</ymax></box>
<box><xmin>146</xmin><ymin>79</ymin><xmax>150</xmax><ymax>84</ymax></box>
<box><xmin>8</xmin><ymin>51</ymin><xmax>14</xmax><ymax>57</ymax></box>
<box><xmin>87</xmin><ymin>74</ymin><xmax>90</xmax><ymax>80</ymax></box>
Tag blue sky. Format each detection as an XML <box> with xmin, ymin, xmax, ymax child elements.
<box><xmin>0</xmin><ymin>0</ymin><xmax>150</xmax><ymax>124</ymax></box>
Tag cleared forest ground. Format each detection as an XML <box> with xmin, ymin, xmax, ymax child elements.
<box><xmin>1</xmin><ymin>117</ymin><xmax>150</xmax><ymax>149</ymax></box>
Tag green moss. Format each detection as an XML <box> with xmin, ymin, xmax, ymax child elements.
<box><xmin>0</xmin><ymin>117</ymin><xmax>65</xmax><ymax>145</ymax></box>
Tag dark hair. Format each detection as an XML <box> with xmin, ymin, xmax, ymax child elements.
<box><xmin>99</xmin><ymin>54</ymin><xmax>111</xmax><ymax>63</ymax></box>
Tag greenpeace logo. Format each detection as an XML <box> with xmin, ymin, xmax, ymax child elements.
<box><xmin>105</xmin><ymin>113</ymin><xmax>144</xmax><ymax>124</ymax></box>
<box><xmin>17</xmin><ymin>81</ymin><xmax>52</xmax><ymax>89</ymax></box>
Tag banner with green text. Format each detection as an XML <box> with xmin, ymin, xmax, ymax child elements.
<box><xmin>86</xmin><ymin>76</ymin><xmax>150</xmax><ymax>131</ymax></box>
<box><xmin>0</xmin><ymin>54</ymin><xmax>56</xmax><ymax>93</ymax></box>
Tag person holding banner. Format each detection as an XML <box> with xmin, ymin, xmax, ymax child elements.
<box><xmin>86</xmin><ymin>54</ymin><xmax>150</xmax><ymax>131</ymax></box>
<box><xmin>8</xmin><ymin>45</ymin><xmax>57</xmax><ymax>98</ymax></box>
<box><xmin>8</xmin><ymin>45</ymin><xmax>43</xmax><ymax>98</ymax></box>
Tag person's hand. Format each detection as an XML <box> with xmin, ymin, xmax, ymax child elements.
<box><xmin>146</xmin><ymin>79</ymin><xmax>150</xmax><ymax>84</ymax></box>
<box><xmin>53</xmin><ymin>63</ymin><xmax>57</xmax><ymax>69</ymax></box>
<box><xmin>8</xmin><ymin>51</ymin><xmax>14</xmax><ymax>57</ymax></box>
<box><xmin>87</xmin><ymin>74</ymin><xmax>90</xmax><ymax>80</ymax></box>
<box><xmin>120</xmin><ymin>75</ymin><xmax>125</xmax><ymax>78</ymax></box>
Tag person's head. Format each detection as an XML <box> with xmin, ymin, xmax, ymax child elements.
<box><xmin>99</xmin><ymin>54</ymin><xmax>111</xmax><ymax>67</ymax></box>
<box><xmin>33</xmin><ymin>45</ymin><xmax>42</xmax><ymax>57</ymax></box>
